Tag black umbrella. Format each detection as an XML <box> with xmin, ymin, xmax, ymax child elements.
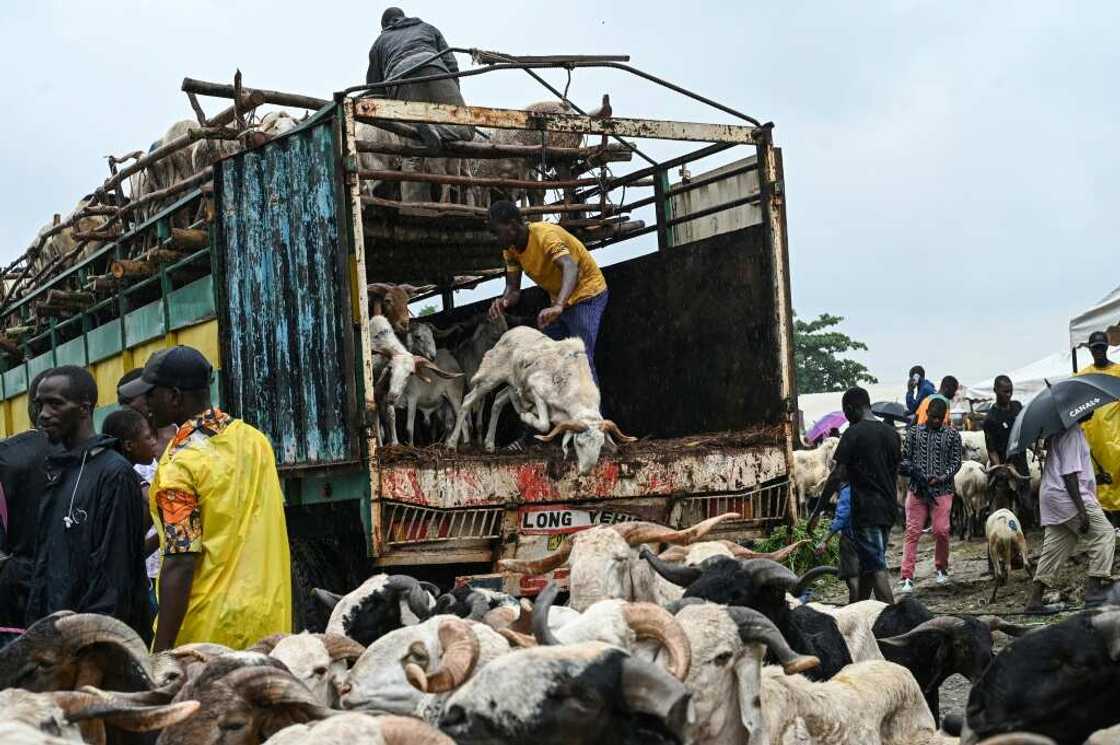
<box><xmin>1007</xmin><ymin>374</ymin><xmax>1120</xmax><ymax>455</ymax></box>
<box><xmin>871</xmin><ymin>401</ymin><xmax>909</xmax><ymax>423</ymax></box>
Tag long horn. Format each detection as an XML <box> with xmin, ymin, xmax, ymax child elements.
<box><xmin>497</xmin><ymin>537</ymin><xmax>572</xmax><ymax>574</ymax></box>
<box><xmin>379</xmin><ymin>714</ymin><xmax>458</xmax><ymax>745</ymax></box>
<box><xmin>736</xmin><ymin>558</ymin><xmax>799</xmax><ymax>593</ymax></box>
<box><xmin>724</xmin><ymin>539</ymin><xmax>811</xmax><ymax>564</ymax></box>
<box><xmin>531</xmin><ymin>581</ymin><xmax>562</xmax><ymax>646</ymax></box>
<box><xmin>55</xmin><ymin>613</ymin><xmax>153</xmax><ymax>685</ymax></box>
<box><xmin>666</xmin><ymin>597</ymin><xmax>708</xmax><ymax>615</ymax></box>
<box><xmin>976</xmin><ymin>616</ymin><xmax>1041</xmax><ymax>637</ymax></box>
<box><xmin>415</xmin><ymin>357</ymin><xmax>464</xmax><ymax>380</ymax></box>
<box><xmin>793</xmin><ymin>566</ymin><xmax>840</xmax><ymax>597</ymax></box>
<box><xmin>62</xmin><ymin>697</ymin><xmax>202</xmax><ymax>733</ymax></box>
<box><xmin>387</xmin><ymin>576</ymin><xmax>434</xmax><ymax>621</ymax></box>
<box><xmin>535</xmin><ymin>420</ymin><xmax>589</xmax><ymax>443</ymax></box>
<box><xmin>639</xmin><ymin>547</ymin><xmax>703</xmax><ymax>587</ymax></box>
<box><xmin>599</xmin><ymin>419</ymin><xmax>637</xmax><ymax>443</ymax></box>
<box><xmin>614</xmin><ymin>512</ymin><xmax>740</xmax><ymax>547</ymax></box>
<box><xmin>314</xmin><ymin>633</ymin><xmax>366</xmax><ymax>664</ymax></box>
<box><xmin>726</xmin><ymin>606</ymin><xmax>820</xmax><ymax>675</ymax></box>
<box><xmin>404</xmin><ymin>618</ymin><xmax>480</xmax><ymax>694</ymax></box>
<box><xmin>879</xmin><ymin>616</ymin><xmax>968</xmax><ymax>648</ymax></box>
<box><xmin>1006</xmin><ymin>464</ymin><xmax>1030</xmax><ymax>481</ymax></box>
<box><xmin>622</xmin><ymin>603</ymin><xmax>691</xmax><ymax>681</ymax></box>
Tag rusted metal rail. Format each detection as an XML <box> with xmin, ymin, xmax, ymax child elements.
<box><xmin>360</xmin><ymin>196</ymin><xmax>616</xmax><ymax>218</ymax></box>
<box><xmin>355</xmin><ymin>138</ymin><xmax>630</xmax><ymax>162</ymax></box>
<box><xmin>358</xmin><ymin>169</ymin><xmax>599</xmax><ymax>191</ymax></box>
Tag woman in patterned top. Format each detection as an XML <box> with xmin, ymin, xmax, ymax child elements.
<box><xmin>898</xmin><ymin>397</ymin><xmax>962</xmax><ymax>593</ymax></box>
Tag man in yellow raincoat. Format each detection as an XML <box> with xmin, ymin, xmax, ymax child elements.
<box><xmin>120</xmin><ymin>346</ymin><xmax>291</xmax><ymax>650</ymax></box>
<box><xmin>1077</xmin><ymin>331</ymin><xmax>1120</xmax><ymax>514</ymax></box>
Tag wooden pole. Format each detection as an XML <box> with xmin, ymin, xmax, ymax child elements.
<box><xmin>359</xmin><ymin>169</ymin><xmax>598</xmax><ymax>190</ymax></box>
<box><xmin>85</xmin><ymin>275</ymin><xmax>119</xmax><ymax>293</ymax></box>
<box><xmin>44</xmin><ymin>290</ymin><xmax>94</xmax><ymax>307</ymax></box>
<box><xmin>111</xmin><ymin>259</ymin><xmax>157</xmax><ymax>280</ymax></box>
<box><xmin>118</xmin><ymin>168</ymin><xmax>213</xmax><ymax>218</ymax></box>
<box><xmin>164</xmin><ymin>228</ymin><xmax>209</xmax><ymax>252</ymax></box>
<box><xmin>97</xmin><ymin>130</ymin><xmax>231</xmax><ymax>199</ymax></box>
<box><xmin>71</xmin><ymin>229</ymin><xmax>123</xmax><ymax>242</ymax></box>
<box><xmin>0</xmin><ymin>335</ymin><xmax>23</xmax><ymax>357</ymax></box>
<box><xmin>182</xmin><ymin>77</ymin><xmax>330</xmax><ymax>111</ymax></box>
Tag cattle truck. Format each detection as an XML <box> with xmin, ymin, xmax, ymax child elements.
<box><xmin>0</xmin><ymin>60</ymin><xmax>797</xmax><ymax>619</ymax></box>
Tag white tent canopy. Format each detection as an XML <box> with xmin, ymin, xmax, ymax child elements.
<box><xmin>1070</xmin><ymin>284</ymin><xmax>1120</xmax><ymax>348</ymax></box>
<box><xmin>969</xmin><ymin>345</ymin><xmax>1120</xmax><ymax>404</ymax></box>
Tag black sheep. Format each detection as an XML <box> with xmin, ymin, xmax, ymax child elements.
<box><xmin>643</xmin><ymin>551</ymin><xmax>850</xmax><ymax>680</ymax></box>
<box><xmin>871</xmin><ymin>595</ymin><xmax>935</xmax><ymax>638</ymax></box>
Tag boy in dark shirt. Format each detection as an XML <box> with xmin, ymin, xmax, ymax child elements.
<box><xmin>820</xmin><ymin>387</ymin><xmax>902</xmax><ymax>602</ymax></box>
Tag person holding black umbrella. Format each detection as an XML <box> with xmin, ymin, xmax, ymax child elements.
<box><xmin>1026</xmin><ymin>410</ymin><xmax>1116</xmax><ymax>612</ymax></box>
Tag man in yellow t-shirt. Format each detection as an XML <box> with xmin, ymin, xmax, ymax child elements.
<box><xmin>119</xmin><ymin>346</ymin><xmax>291</xmax><ymax>650</ymax></box>
<box><xmin>1077</xmin><ymin>330</ymin><xmax>1120</xmax><ymax>512</ymax></box>
<box><xmin>487</xmin><ymin>200</ymin><xmax>609</xmax><ymax>383</ymax></box>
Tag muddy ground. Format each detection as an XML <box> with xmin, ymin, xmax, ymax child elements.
<box><xmin>810</xmin><ymin>525</ymin><xmax>1112</xmax><ymax>722</ymax></box>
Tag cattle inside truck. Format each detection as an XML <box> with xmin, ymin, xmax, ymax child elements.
<box><xmin>0</xmin><ymin>59</ymin><xmax>797</xmax><ymax>609</ymax></box>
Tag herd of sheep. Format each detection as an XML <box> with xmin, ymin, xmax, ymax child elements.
<box><xmin>4</xmin><ymin>511</ymin><xmax>1118</xmax><ymax>744</ymax></box>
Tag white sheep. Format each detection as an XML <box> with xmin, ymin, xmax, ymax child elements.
<box><xmin>268</xmin><ymin>712</ymin><xmax>455</xmax><ymax>745</ymax></box>
<box><xmin>447</xmin><ymin>326</ymin><xmax>634</xmax><ymax>474</ymax></box>
<box><xmin>954</xmin><ymin>460</ymin><xmax>990</xmax><ymax>540</ymax></box>
<box><xmin>985</xmin><ymin>508</ymin><xmax>1033</xmax><ymax>603</ymax></box>
<box><xmin>960</xmin><ymin>430</ymin><xmax>989</xmax><ymax>465</ymax></box>
<box><xmin>803</xmin><ymin>600</ymin><xmax>886</xmax><ymax>662</ymax></box>
<box><xmin>793</xmin><ymin>437</ymin><xmax>839</xmax><ymax>511</ymax></box>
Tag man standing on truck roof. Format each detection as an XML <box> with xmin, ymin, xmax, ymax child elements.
<box><xmin>120</xmin><ymin>346</ymin><xmax>291</xmax><ymax>651</ymax></box>
<box><xmin>487</xmin><ymin>201</ymin><xmax>609</xmax><ymax>385</ymax></box>
<box><xmin>366</xmin><ymin>7</ymin><xmax>471</xmax><ymax>202</ymax></box>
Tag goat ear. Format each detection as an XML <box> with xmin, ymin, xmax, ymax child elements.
<box><xmin>368</xmin><ymin>283</ymin><xmax>392</xmax><ymax>296</ymax></box>
<box><xmin>311</xmin><ymin>588</ymin><xmax>343</xmax><ymax>611</ymax></box>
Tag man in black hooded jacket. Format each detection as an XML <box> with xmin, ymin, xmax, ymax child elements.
<box><xmin>25</xmin><ymin>366</ymin><xmax>150</xmax><ymax>641</ymax></box>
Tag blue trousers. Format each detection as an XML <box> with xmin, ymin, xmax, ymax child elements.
<box><xmin>543</xmin><ymin>290</ymin><xmax>608</xmax><ymax>386</ymax></box>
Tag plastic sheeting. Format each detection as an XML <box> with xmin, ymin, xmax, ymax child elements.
<box><xmin>1070</xmin><ymin>284</ymin><xmax>1120</xmax><ymax>348</ymax></box>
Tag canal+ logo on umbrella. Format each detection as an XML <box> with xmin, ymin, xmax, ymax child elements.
<box><xmin>1069</xmin><ymin>397</ymin><xmax>1102</xmax><ymax>420</ymax></box>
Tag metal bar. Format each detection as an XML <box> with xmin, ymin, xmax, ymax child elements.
<box><xmin>663</xmin><ymin>192</ymin><xmax>761</xmax><ymax>229</ymax></box>
<box><xmin>360</xmin><ymin>195</ymin><xmax>612</xmax><ymax>217</ymax></box>
<box><xmin>358</xmin><ymin>169</ymin><xmax>598</xmax><ymax>190</ymax></box>
<box><xmin>575</xmin><ymin>142</ymin><xmax>737</xmax><ymax>201</ymax></box>
<box><xmin>474</xmin><ymin>51</ymin><xmax>631</xmax><ymax>64</ymax></box>
<box><xmin>353</xmin><ymin>99</ymin><xmax>758</xmax><ymax>144</ymax></box>
<box><xmin>620</xmin><ymin>161</ymin><xmax>759</xmax><ymax>211</ymax></box>
<box><xmin>355</xmin><ymin>137</ymin><xmax>627</xmax><ymax>161</ymax></box>
<box><xmin>653</xmin><ymin>169</ymin><xmax>669</xmax><ymax>253</ymax></box>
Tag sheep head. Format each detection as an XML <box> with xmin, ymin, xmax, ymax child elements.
<box><xmin>0</xmin><ymin>612</ymin><xmax>153</xmax><ymax>693</ymax></box>
<box><xmin>368</xmin><ymin>283</ymin><xmax>419</xmax><ymax>334</ymax></box>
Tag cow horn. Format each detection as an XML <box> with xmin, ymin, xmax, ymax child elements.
<box><xmin>247</xmin><ymin>633</ymin><xmax>288</xmax><ymax>655</ymax></box>
<box><xmin>599</xmin><ymin>419</ymin><xmax>637</xmax><ymax>443</ymax></box>
<box><xmin>225</xmin><ymin>666</ymin><xmax>333</xmax><ymax>715</ymax></box>
<box><xmin>621</xmin><ymin>603</ymin><xmax>691</xmax><ymax>681</ymax></box>
<box><xmin>386</xmin><ymin>575</ymin><xmax>434</xmax><ymax>621</ymax></box>
<box><xmin>725</xmin><ymin>538</ymin><xmax>811</xmax><ymax>564</ymax></box>
<box><xmin>414</xmin><ymin>357</ymin><xmax>463</xmax><ymax>380</ymax></box>
<box><xmin>497</xmin><ymin>536</ymin><xmax>573</xmax><ymax>574</ymax></box>
<box><xmin>535</xmin><ymin>420</ymin><xmax>589</xmax><ymax>442</ymax></box>
<box><xmin>405</xmin><ymin>618</ymin><xmax>480</xmax><ymax>693</ymax></box>
<box><xmin>614</xmin><ymin>512</ymin><xmax>740</xmax><ymax>547</ymax></box>
<box><xmin>793</xmin><ymin>566</ymin><xmax>840</xmax><ymax>597</ymax></box>
<box><xmin>314</xmin><ymin>633</ymin><xmax>366</xmax><ymax>664</ymax></box>
<box><xmin>378</xmin><ymin>714</ymin><xmax>458</xmax><ymax>745</ymax></box>
<box><xmin>976</xmin><ymin>616</ymin><xmax>1038</xmax><ymax>637</ymax></box>
<box><xmin>726</xmin><ymin>606</ymin><xmax>820</xmax><ymax>675</ymax></box>
<box><xmin>531</xmin><ymin>581</ymin><xmax>562</xmax><ymax>646</ymax></box>
<box><xmin>640</xmin><ymin>547</ymin><xmax>703</xmax><ymax>588</ymax></box>
<box><xmin>736</xmin><ymin>558</ymin><xmax>799</xmax><ymax>592</ymax></box>
<box><xmin>55</xmin><ymin>613</ymin><xmax>154</xmax><ymax>685</ymax></box>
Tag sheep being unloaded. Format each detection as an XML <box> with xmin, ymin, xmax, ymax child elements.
<box><xmin>447</xmin><ymin>326</ymin><xmax>636</xmax><ymax>474</ymax></box>
<box><xmin>985</xmin><ymin>508</ymin><xmax>1033</xmax><ymax>603</ymax></box>
<box><xmin>497</xmin><ymin>513</ymin><xmax>739</xmax><ymax>611</ymax></box>
<box><xmin>339</xmin><ymin>616</ymin><xmax>507</xmax><ymax>723</ymax></box>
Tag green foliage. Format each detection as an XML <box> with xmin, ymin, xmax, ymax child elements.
<box><xmin>794</xmin><ymin>313</ymin><xmax>879</xmax><ymax>394</ymax></box>
<box><xmin>754</xmin><ymin>518</ymin><xmax>838</xmax><ymax>575</ymax></box>
<box><xmin>418</xmin><ymin>304</ymin><xmax>438</xmax><ymax>317</ymax></box>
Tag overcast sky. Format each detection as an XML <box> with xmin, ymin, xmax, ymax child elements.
<box><xmin>2</xmin><ymin>2</ymin><xmax>1117</xmax><ymax>385</ymax></box>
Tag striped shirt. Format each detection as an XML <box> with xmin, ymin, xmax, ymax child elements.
<box><xmin>902</xmin><ymin>425</ymin><xmax>963</xmax><ymax>498</ymax></box>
